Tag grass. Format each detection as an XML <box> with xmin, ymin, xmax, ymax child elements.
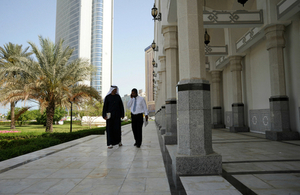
<box><xmin>0</xmin><ymin>124</ymin><xmax>97</xmax><ymax>139</ymax></box>
<box><xmin>0</xmin><ymin>121</ymin><xmax>131</xmax><ymax>162</ymax></box>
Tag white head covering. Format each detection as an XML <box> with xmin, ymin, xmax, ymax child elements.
<box><xmin>104</xmin><ymin>85</ymin><xmax>119</xmax><ymax>102</ymax></box>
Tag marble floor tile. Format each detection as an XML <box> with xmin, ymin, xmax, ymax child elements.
<box><xmin>77</xmin><ymin>177</ymin><xmax>125</xmax><ymax>186</ymax></box>
<box><xmin>119</xmin><ymin>178</ymin><xmax>147</xmax><ymax>193</ymax></box>
<box><xmin>253</xmin><ymin>189</ymin><xmax>300</xmax><ymax>195</ymax></box>
<box><xmin>186</xmin><ymin>189</ymin><xmax>242</xmax><ymax>195</ymax></box>
<box><xmin>145</xmin><ymin>178</ymin><xmax>170</xmax><ymax>192</ymax></box>
<box><xmin>47</xmin><ymin>168</ymin><xmax>93</xmax><ymax>179</ymax></box>
<box><xmin>18</xmin><ymin>178</ymin><xmax>63</xmax><ymax>194</ymax></box>
<box><xmin>67</xmin><ymin>184</ymin><xmax>121</xmax><ymax>195</ymax></box>
<box><xmin>233</xmin><ymin>175</ymin><xmax>273</xmax><ymax>189</ymax></box>
<box><xmin>180</xmin><ymin>176</ymin><xmax>235</xmax><ymax>191</ymax></box>
<box><xmin>0</xmin><ymin>179</ymin><xmax>39</xmax><ymax>194</ymax></box>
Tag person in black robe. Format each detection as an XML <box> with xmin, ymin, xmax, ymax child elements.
<box><xmin>102</xmin><ymin>85</ymin><xmax>125</xmax><ymax>149</ymax></box>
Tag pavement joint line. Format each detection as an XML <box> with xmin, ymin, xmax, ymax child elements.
<box><xmin>222</xmin><ymin>159</ymin><xmax>300</xmax><ymax>164</ymax></box>
<box><xmin>0</xmin><ymin>135</ymin><xmax>101</xmax><ymax>174</ymax></box>
<box><xmin>213</xmin><ymin>140</ymin><xmax>271</xmax><ymax>144</ymax></box>
<box><xmin>217</xmin><ymin>129</ymin><xmax>267</xmax><ymax>139</ymax></box>
<box><xmin>213</xmin><ymin>138</ymin><xmax>260</xmax><ymax>141</ymax></box>
<box><xmin>222</xmin><ymin>169</ymin><xmax>258</xmax><ymax>195</ymax></box>
<box><xmin>226</xmin><ymin>170</ymin><xmax>300</xmax><ymax>175</ymax></box>
<box><xmin>280</xmin><ymin>141</ymin><xmax>300</xmax><ymax>147</ymax></box>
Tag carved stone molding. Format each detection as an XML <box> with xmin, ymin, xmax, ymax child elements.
<box><xmin>277</xmin><ymin>0</ymin><xmax>300</xmax><ymax>21</ymax></box>
<box><xmin>203</xmin><ymin>10</ymin><xmax>263</xmax><ymax>28</ymax></box>
<box><xmin>205</xmin><ymin>45</ymin><xmax>228</xmax><ymax>56</ymax></box>
<box><xmin>236</xmin><ymin>27</ymin><xmax>263</xmax><ymax>53</ymax></box>
<box><xmin>215</xmin><ymin>56</ymin><xmax>229</xmax><ymax>69</ymax></box>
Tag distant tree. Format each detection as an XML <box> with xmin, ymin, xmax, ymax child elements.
<box><xmin>79</xmin><ymin>99</ymin><xmax>103</xmax><ymax>128</ymax></box>
<box><xmin>7</xmin><ymin>107</ymin><xmax>33</xmax><ymax>126</ymax></box>
<box><xmin>36</xmin><ymin>107</ymin><xmax>67</xmax><ymax>126</ymax></box>
<box><xmin>0</xmin><ymin>36</ymin><xmax>101</xmax><ymax>132</ymax></box>
<box><xmin>0</xmin><ymin>42</ymin><xmax>32</xmax><ymax>129</ymax></box>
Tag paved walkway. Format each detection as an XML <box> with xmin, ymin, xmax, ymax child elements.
<box><xmin>0</xmin><ymin>122</ymin><xmax>171</xmax><ymax>195</ymax></box>
<box><xmin>178</xmin><ymin>129</ymin><xmax>300</xmax><ymax>195</ymax></box>
<box><xmin>1</xmin><ymin>122</ymin><xmax>300</xmax><ymax>195</ymax></box>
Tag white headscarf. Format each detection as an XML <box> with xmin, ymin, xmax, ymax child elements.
<box><xmin>104</xmin><ymin>85</ymin><xmax>119</xmax><ymax>102</ymax></box>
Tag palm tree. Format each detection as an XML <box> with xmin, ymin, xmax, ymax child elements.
<box><xmin>0</xmin><ymin>43</ymin><xmax>32</xmax><ymax>129</ymax></box>
<box><xmin>1</xmin><ymin>36</ymin><xmax>101</xmax><ymax>132</ymax></box>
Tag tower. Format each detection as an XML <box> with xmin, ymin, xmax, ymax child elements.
<box><xmin>55</xmin><ymin>0</ymin><xmax>113</xmax><ymax>98</ymax></box>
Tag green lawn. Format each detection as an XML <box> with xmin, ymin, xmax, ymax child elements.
<box><xmin>0</xmin><ymin>122</ymin><xmax>131</xmax><ymax>161</ymax></box>
<box><xmin>0</xmin><ymin>124</ymin><xmax>98</xmax><ymax>138</ymax></box>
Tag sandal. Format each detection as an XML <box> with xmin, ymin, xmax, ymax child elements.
<box><xmin>119</xmin><ymin>142</ymin><xmax>123</xmax><ymax>146</ymax></box>
<box><xmin>108</xmin><ymin>145</ymin><xmax>113</xmax><ymax>149</ymax></box>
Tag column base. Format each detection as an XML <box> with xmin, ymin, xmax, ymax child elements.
<box><xmin>230</xmin><ymin>126</ymin><xmax>249</xmax><ymax>132</ymax></box>
<box><xmin>176</xmin><ymin>153</ymin><xmax>222</xmax><ymax>175</ymax></box>
<box><xmin>212</xmin><ymin>124</ymin><xmax>225</xmax><ymax>129</ymax></box>
<box><xmin>266</xmin><ymin>131</ymin><xmax>300</xmax><ymax>141</ymax></box>
<box><xmin>163</xmin><ymin>135</ymin><xmax>177</xmax><ymax>145</ymax></box>
<box><xmin>160</xmin><ymin>128</ymin><xmax>166</xmax><ymax>135</ymax></box>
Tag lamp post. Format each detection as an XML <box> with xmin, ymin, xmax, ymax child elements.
<box><xmin>151</xmin><ymin>40</ymin><xmax>159</xmax><ymax>51</ymax></box>
<box><xmin>238</xmin><ymin>0</ymin><xmax>248</xmax><ymax>6</ymax></box>
<box><xmin>151</xmin><ymin>4</ymin><xmax>161</xmax><ymax>21</ymax></box>
<box><xmin>69</xmin><ymin>101</ymin><xmax>72</xmax><ymax>133</ymax></box>
<box><xmin>204</xmin><ymin>29</ymin><xmax>210</xmax><ymax>45</ymax></box>
<box><xmin>152</xmin><ymin>59</ymin><xmax>157</xmax><ymax>67</ymax></box>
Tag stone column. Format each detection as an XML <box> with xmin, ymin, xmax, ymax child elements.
<box><xmin>210</xmin><ymin>70</ymin><xmax>225</xmax><ymax>128</ymax></box>
<box><xmin>176</xmin><ymin>0</ymin><xmax>222</xmax><ymax>175</ymax></box>
<box><xmin>229</xmin><ymin>56</ymin><xmax>249</xmax><ymax>132</ymax></box>
<box><xmin>264</xmin><ymin>24</ymin><xmax>299</xmax><ymax>140</ymax></box>
<box><xmin>158</xmin><ymin>56</ymin><xmax>167</xmax><ymax>135</ymax></box>
<box><xmin>163</xmin><ymin>26</ymin><xmax>179</xmax><ymax>145</ymax></box>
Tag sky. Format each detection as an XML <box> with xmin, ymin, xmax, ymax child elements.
<box><xmin>0</xmin><ymin>0</ymin><xmax>155</xmax><ymax>114</ymax></box>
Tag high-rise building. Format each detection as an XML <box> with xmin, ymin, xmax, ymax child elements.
<box><xmin>55</xmin><ymin>0</ymin><xmax>113</xmax><ymax>98</ymax></box>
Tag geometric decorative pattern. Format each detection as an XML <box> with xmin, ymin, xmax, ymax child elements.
<box><xmin>252</xmin><ymin>116</ymin><xmax>257</xmax><ymax>125</ymax></box>
<box><xmin>249</xmin><ymin>109</ymin><xmax>271</xmax><ymax>133</ymax></box>
<box><xmin>215</xmin><ymin>56</ymin><xmax>230</xmax><ymax>69</ymax></box>
<box><xmin>205</xmin><ymin>45</ymin><xmax>228</xmax><ymax>56</ymax></box>
<box><xmin>203</xmin><ymin>10</ymin><xmax>263</xmax><ymax>28</ymax></box>
<box><xmin>225</xmin><ymin>111</ymin><xmax>233</xmax><ymax>128</ymax></box>
<box><xmin>277</xmin><ymin>0</ymin><xmax>300</xmax><ymax>21</ymax></box>
<box><xmin>236</xmin><ymin>27</ymin><xmax>262</xmax><ymax>52</ymax></box>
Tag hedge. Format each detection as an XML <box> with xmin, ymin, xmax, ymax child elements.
<box><xmin>63</xmin><ymin>121</ymin><xmax>81</xmax><ymax>125</ymax></box>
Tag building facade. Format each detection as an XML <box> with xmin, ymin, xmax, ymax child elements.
<box><xmin>153</xmin><ymin>0</ymin><xmax>300</xmax><ymax>180</ymax></box>
<box><xmin>145</xmin><ymin>45</ymin><xmax>155</xmax><ymax>116</ymax></box>
<box><xmin>55</xmin><ymin>0</ymin><xmax>113</xmax><ymax>98</ymax></box>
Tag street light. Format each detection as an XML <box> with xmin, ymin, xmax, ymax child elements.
<box><xmin>151</xmin><ymin>40</ymin><xmax>159</xmax><ymax>51</ymax></box>
<box><xmin>152</xmin><ymin>59</ymin><xmax>157</xmax><ymax>67</ymax></box>
<box><xmin>153</xmin><ymin>70</ymin><xmax>157</xmax><ymax>77</ymax></box>
<box><xmin>204</xmin><ymin>29</ymin><xmax>210</xmax><ymax>45</ymax></box>
<box><xmin>238</xmin><ymin>0</ymin><xmax>248</xmax><ymax>6</ymax></box>
<box><xmin>151</xmin><ymin>4</ymin><xmax>161</xmax><ymax>21</ymax></box>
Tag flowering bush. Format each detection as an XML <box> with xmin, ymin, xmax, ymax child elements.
<box><xmin>0</xmin><ymin>130</ymin><xmax>21</xmax><ymax>133</ymax></box>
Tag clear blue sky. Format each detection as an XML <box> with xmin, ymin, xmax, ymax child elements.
<box><xmin>0</xmin><ymin>0</ymin><xmax>154</xmax><ymax>114</ymax></box>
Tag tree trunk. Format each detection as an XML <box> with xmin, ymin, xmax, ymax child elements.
<box><xmin>10</xmin><ymin>101</ymin><xmax>15</xmax><ymax>129</ymax></box>
<box><xmin>45</xmin><ymin>102</ymin><xmax>55</xmax><ymax>133</ymax></box>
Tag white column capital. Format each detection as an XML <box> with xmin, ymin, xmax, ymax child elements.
<box><xmin>264</xmin><ymin>24</ymin><xmax>285</xmax><ymax>50</ymax></box>
<box><xmin>158</xmin><ymin>55</ymin><xmax>166</xmax><ymax>72</ymax></box>
<box><xmin>162</xmin><ymin>25</ymin><xmax>178</xmax><ymax>50</ymax></box>
<box><xmin>229</xmin><ymin>55</ymin><xmax>243</xmax><ymax>72</ymax></box>
<box><xmin>210</xmin><ymin>70</ymin><xmax>222</xmax><ymax>83</ymax></box>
